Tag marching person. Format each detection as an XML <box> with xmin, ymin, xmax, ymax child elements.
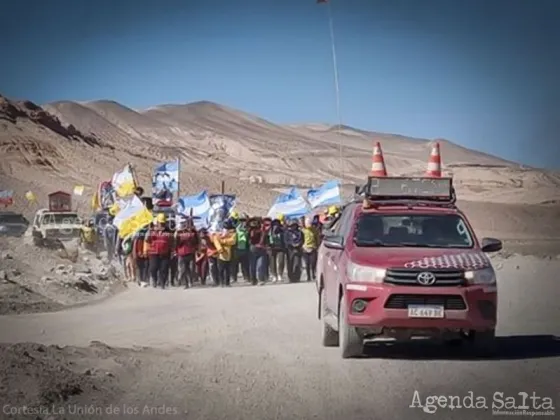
<box><xmin>232</xmin><ymin>216</ymin><xmax>250</xmax><ymax>282</ymax></box>
<box><xmin>268</xmin><ymin>216</ymin><xmax>286</xmax><ymax>282</ymax></box>
<box><xmin>212</xmin><ymin>220</ymin><xmax>237</xmax><ymax>287</ymax></box>
<box><xmin>248</xmin><ymin>217</ymin><xmax>268</xmax><ymax>285</ymax></box>
<box><xmin>262</xmin><ymin>217</ymin><xmax>272</xmax><ymax>281</ymax></box>
<box><xmin>285</xmin><ymin>219</ymin><xmax>304</xmax><ymax>282</ymax></box>
<box><xmin>227</xmin><ymin>211</ymin><xmax>240</xmax><ymax>282</ymax></box>
<box><xmin>205</xmin><ymin>230</ymin><xmax>220</xmax><ymax>286</ymax></box>
<box><xmin>228</xmin><ymin>210</ymin><xmax>240</xmax><ymax>228</ymax></box>
<box><xmin>120</xmin><ymin>236</ymin><xmax>135</xmax><ymax>282</ymax></box>
<box><xmin>79</xmin><ymin>219</ymin><xmax>97</xmax><ymax>254</ymax></box>
<box><xmin>167</xmin><ymin>216</ymin><xmax>179</xmax><ymax>286</ymax></box>
<box><xmin>312</xmin><ymin>214</ymin><xmax>324</xmax><ymax>246</ymax></box>
<box><xmin>302</xmin><ymin>217</ymin><xmax>319</xmax><ymax>282</ymax></box>
<box><xmin>196</xmin><ymin>228</ymin><xmax>211</xmax><ymax>286</ymax></box>
<box><xmin>175</xmin><ymin>216</ymin><xmax>199</xmax><ymax>289</ymax></box>
<box><xmin>132</xmin><ymin>226</ymin><xmax>150</xmax><ymax>286</ymax></box>
<box><xmin>146</xmin><ymin>213</ymin><xmax>173</xmax><ymax>289</ymax></box>
<box><xmin>103</xmin><ymin>213</ymin><xmax>118</xmax><ymax>262</ymax></box>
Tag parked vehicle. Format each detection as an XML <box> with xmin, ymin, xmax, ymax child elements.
<box><xmin>30</xmin><ymin>191</ymin><xmax>81</xmax><ymax>247</ymax></box>
<box><xmin>0</xmin><ymin>211</ymin><xmax>29</xmax><ymax>237</ymax></box>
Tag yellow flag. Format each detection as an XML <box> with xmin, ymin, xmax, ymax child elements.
<box><xmin>113</xmin><ymin>195</ymin><xmax>152</xmax><ymax>238</ymax></box>
<box><xmin>73</xmin><ymin>185</ymin><xmax>85</xmax><ymax>196</ymax></box>
<box><xmin>25</xmin><ymin>191</ymin><xmax>36</xmax><ymax>202</ymax></box>
<box><xmin>111</xmin><ymin>165</ymin><xmax>136</xmax><ymax>198</ymax></box>
<box><xmin>91</xmin><ymin>192</ymin><xmax>100</xmax><ymax>211</ymax></box>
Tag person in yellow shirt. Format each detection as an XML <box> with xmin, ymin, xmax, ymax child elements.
<box><xmin>302</xmin><ymin>217</ymin><xmax>319</xmax><ymax>282</ymax></box>
<box><xmin>212</xmin><ymin>220</ymin><xmax>237</xmax><ymax>287</ymax></box>
<box><xmin>80</xmin><ymin>219</ymin><xmax>97</xmax><ymax>254</ymax></box>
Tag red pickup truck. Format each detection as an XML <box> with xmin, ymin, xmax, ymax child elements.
<box><xmin>316</xmin><ymin>176</ymin><xmax>502</xmax><ymax>358</ymax></box>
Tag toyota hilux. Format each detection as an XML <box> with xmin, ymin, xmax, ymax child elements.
<box><xmin>316</xmin><ymin>176</ymin><xmax>502</xmax><ymax>358</ymax></box>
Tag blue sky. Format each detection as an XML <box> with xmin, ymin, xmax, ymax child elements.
<box><xmin>1</xmin><ymin>0</ymin><xmax>559</xmax><ymax>168</ymax></box>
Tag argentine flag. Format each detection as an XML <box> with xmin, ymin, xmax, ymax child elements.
<box><xmin>177</xmin><ymin>191</ymin><xmax>211</xmax><ymax>230</ymax></box>
<box><xmin>153</xmin><ymin>160</ymin><xmax>179</xmax><ymax>194</ymax></box>
<box><xmin>307</xmin><ymin>180</ymin><xmax>341</xmax><ymax>209</ymax></box>
<box><xmin>267</xmin><ymin>187</ymin><xmax>310</xmax><ymax>219</ymax></box>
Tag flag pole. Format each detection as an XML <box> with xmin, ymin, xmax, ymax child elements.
<box><xmin>324</xmin><ymin>0</ymin><xmax>343</xmax><ymax>184</ymax></box>
<box><xmin>176</xmin><ymin>156</ymin><xmax>181</xmax><ymax>205</ymax></box>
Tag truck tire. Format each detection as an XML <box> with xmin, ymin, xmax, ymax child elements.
<box><xmin>470</xmin><ymin>329</ymin><xmax>497</xmax><ymax>357</ymax></box>
<box><xmin>339</xmin><ymin>296</ymin><xmax>363</xmax><ymax>359</ymax></box>
<box><xmin>320</xmin><ymin>288</ymin><xmax>339</xmax><ymax>347</ymax></box>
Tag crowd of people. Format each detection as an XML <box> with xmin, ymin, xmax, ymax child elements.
<box><xmin>79</xmin><ymin>205</ymin><xmax>342</xmax><ymax>289</ymax></box>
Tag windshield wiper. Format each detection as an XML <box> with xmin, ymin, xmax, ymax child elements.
<box><xmin>355</xmin><ymin>240</ymin><xmax>391</xmax><ymax>247</ymax></box>
<box><xmin>397</xmin><ymin>242</ymin><xmax>442</xmax><ymax>248</ymax></box>
<box><xmin>355</xmin><ymin>241</ymin><xmax>444</xmax><ymax>248</ymax></box>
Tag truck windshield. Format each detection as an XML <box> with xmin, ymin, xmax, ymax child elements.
<box><xmin>354</xmin><ymin>214</ymin><xmax>474</xmax><ymax>248</ymax></box>
<box><xmin>41</xmin><ymin>213</ymin><xmax>80</xmax><ymax>225</ymax></box>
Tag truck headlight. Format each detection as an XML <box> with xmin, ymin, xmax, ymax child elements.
<box><xmin>465</xmin><ymin>267</ymin><xmax>496</xmax><ymax>285</ymax></box>
<box><xmin>347</xmin><ymin>262</ymin><xmax>386</xmax><ymax>283</ymax></box>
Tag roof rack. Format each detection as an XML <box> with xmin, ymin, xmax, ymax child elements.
<box><xmin>360</xmin><ymin>176</ymin><xmax>457</xmax><ymax>209</ymax></box>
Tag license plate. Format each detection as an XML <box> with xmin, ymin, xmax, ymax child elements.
<box><xmin>407</xmin><ymin>305</ymin><xmax>444</xmax><ymax>318</ymax></box>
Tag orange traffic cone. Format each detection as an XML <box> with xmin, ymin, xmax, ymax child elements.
<box><xmin>370</xmin><ymin>142</ymin><xmax>387</xmax><ymax>177</ymax></box>
<box><xmin>426</xmin><ymin>142</ymin><xmax>442</xmax><ymax>177</ymax></box>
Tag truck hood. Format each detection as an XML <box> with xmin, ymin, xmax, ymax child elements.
<box><xmin>349</xmin><ymin>247</ymin><xmax>491</xmax><ymax>270</ymax></box>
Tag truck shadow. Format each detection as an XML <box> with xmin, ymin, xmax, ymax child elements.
<box><xmin>361</xmin><ymin>335</ymin><xmax>560</xmax><ymax>361</ymax></box>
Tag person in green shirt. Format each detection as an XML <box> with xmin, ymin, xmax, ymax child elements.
<box><xmin>232</xmin><ymin>216</ymin><xmax>250</xmax><ymax>282</ymax></box>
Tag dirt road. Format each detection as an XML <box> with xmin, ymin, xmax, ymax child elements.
<box><xmin>0</xmin><ymin>254</ymin><xmax>559</xmax><ymax>420</ymax></box>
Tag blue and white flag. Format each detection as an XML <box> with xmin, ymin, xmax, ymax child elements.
<box><xmin>307</xmin><ymin>180</ymin><xmax>341</xmax><ymax>209</ymax></box>
<box><xmin>208</xmin><ymin>194</ymin><xmax>236</xmax><ymax>233</ymax></box>
<box><xmin>152</xmin><ymin>160</ymin><xmax>179</xmax><ymax>205</ymax></box>
<box><xmin>267</xmin><ymin>187</ymin><xmax>310</xmax><ymax>220</ymax></box>
<box><xmin>177</xmin><ymin>191</ymin><xmax>211</xmax><ymax>230</ymax></box>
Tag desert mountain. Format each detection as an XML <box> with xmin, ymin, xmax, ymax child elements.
<box><xmin>1</xmin><ymin>93</ymin><xmax>559</xmax><ymax>239</ymax></box>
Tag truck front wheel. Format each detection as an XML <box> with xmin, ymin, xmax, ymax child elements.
<box><xmin>320</xmin><ymin>287</ymin><xmax>339</xmax><ymax>347</ymax></box>
<box><xmin>339</xmin><ymin>297</ymin><xmax>363</xmax><ymax>359</ymax></box>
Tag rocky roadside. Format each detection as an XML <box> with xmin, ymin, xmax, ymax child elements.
<box><xmin>0</xmin><ymin>238</ymin><xmax>127</xmax><ymax>315</ymax></box>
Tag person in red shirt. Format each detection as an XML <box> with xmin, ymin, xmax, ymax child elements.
<box><xmin>195</xmin><ymin>228</ymin><xmax>209</xmax><ymax>285</ymax></box>
<box><xmin>132</xmin><ymin>227</ymin><xmax>149</xmax><ymax>286</ymax></box>
<box><xmin>146</xmin><ymin>213</ymin><xmax>173</xmax><ymax>289</ymax></box>
<box><xmin>175</xmin><ymin>217</ymin><xmax>199</xmax><ymax>289</ymax></box>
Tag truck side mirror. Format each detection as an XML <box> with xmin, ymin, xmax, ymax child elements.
<box><xmin>481</xmin><ymin>237</ymin><xmax>502</xmax><ymax>253</ymax></box>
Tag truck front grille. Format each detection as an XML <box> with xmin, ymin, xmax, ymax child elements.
<box><xmin>385</xmin><ymin>268</ymin><xmax>465</xmax><ymax>286</ymax></box>
<box><xmin>384</xmin><ymin>294</ymin><xmax>467</xmax><ymax>310</ymax></box>
<box><xmin>46</xmin><ymin>229</ymin><xmax>80</xmax><ymax>240</ymax></box>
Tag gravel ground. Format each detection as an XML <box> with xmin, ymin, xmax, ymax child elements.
<box><xmin>0</xmin><ymin>253</ymin><xmax>558</xmax><ymax>420</ymax></box>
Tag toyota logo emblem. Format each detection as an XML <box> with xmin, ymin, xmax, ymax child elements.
<box><xmin>416</xmin><ymin>272</ymin><xmax>436</xmax><ymax>286</ymax></box>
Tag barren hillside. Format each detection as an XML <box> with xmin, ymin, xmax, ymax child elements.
<box><xmin>1</xmin><ymin>93</ymin><xmax>559</xmax><ymax>240</ymax></box>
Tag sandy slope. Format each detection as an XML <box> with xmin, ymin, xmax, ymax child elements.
<box><xmin>1</xmin><ymin>93</ymin><xmax>560</xmax><ymax>235</ymax></box>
